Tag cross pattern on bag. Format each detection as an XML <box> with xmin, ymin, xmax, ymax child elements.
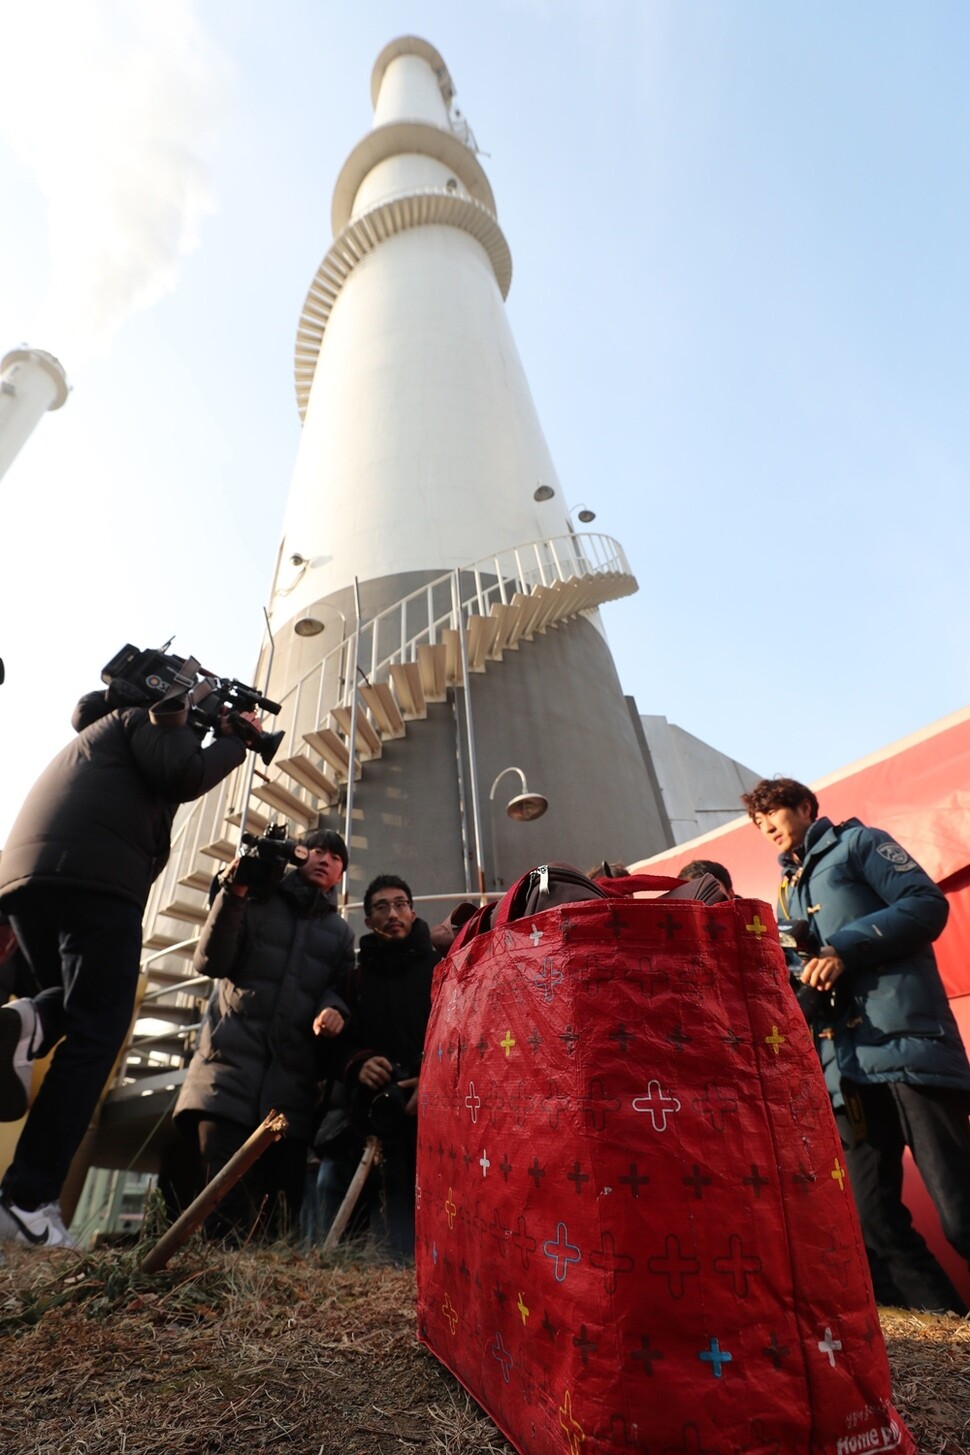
<box><xmin>416</xmin><ymin>893</ymin><xmax>915</xmax><ymax>1455</ymax></box>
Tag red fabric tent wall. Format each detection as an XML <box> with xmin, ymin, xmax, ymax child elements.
<box><xmin>634</xmin><ymin>706</ymin><xmax>970</xmax><ymax>1305</ymax></box>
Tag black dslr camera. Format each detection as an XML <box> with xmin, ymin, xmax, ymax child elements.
<box><xmin>229</xmin><ymin>824</ymin><xmax>308</xmax><ymax>896</ymax></box>
<box><xmin>778</xmin><ymin>918</ymin><xmax>845</xmax><ymax>1029</ymax></box>
<box><xmin>367</xmin><ymin>1063</ymin><xmax>419</xmax><ymax>1143</ymax></box>
<box><xmin>101</xmin><ymin>641</ymin><xmax>284</xmax><ymax>765</ymax></box>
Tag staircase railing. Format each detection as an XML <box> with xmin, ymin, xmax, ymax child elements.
<box><xmin>142</xmin><ymin>532</ymin><xmax>633</xmax><ymax>936</ymax></box>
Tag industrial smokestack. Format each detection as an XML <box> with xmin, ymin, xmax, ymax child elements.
<box><xmin>0</xmin><ymin>347</ymin><xmax>69</xmax><ymax>483</ymax></box>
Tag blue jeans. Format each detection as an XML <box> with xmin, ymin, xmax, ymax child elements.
<box><xmin>3</xmin><ymin>886</ymin><xmax>144</xmax><ymax>1208</ymax></box>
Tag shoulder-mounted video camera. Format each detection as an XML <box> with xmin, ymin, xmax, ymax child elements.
<box><xmin>229</xmin><ymin>824</ymin><xmax>308</xmax><ymax>895</ymax></box>
<box><xmin>101</xmin><ymin>642</ymin><xmax>284</xmax><ymax>765</ymax></box>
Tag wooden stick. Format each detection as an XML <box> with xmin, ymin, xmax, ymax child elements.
<box><xmin>139</xmin><ymin>1110</ymin><xmax>288</xmax><ymax>1273</ymax></box>
<box><xmin>321</xmin><ymin>1135</ymin><xmax>380</xmax><ymax>1252</ymax></box>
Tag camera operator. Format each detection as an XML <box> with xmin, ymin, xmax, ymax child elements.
<box><xmin>0</xmin><ymin>686</ymin><xmax>252</xmax><ymax>1248</ymax></box>
<box><xmin>173</xmin><ymin>828</ymin><xmax>354</xmax><ymax>1244</ymax></box>
<box><xmin>311</xmin><ymin>874</ymin><xmax>439</xmax><ymax>1263</ymax></box>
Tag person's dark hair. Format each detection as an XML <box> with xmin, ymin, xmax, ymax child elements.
<box><xmin>678</xmin><ymin>859</ymin><xmax>733</xmax><ymax>896</ymax></box>
<box><xmin>740</xmin><ymin>777</ymin><xmax>819</xmax><ymax>823</ymax></box>
<box><xmin>300</xmin><ymin>827</ymin><xmax>349</xmax><ymax>871</ymax></box>
<box><xmin>364</xmin><ymin>873</ymin><xmax>413</xmax><ymax>917</ymax></box>
<box><xmin>588</xmin><ymin>861</ymin><xmax>629</xmax><ymax>879</ymax></box>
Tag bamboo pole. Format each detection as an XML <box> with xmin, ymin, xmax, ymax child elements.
<box><xmin>139</xmin><ymin>1110</ymin><xmax>288</xmax><ymax>1273</ymax></box>
<box><xmin>320</xmin><ymin>1135</ymin><xmax>380</xmax><ymax>1252</ymax></box>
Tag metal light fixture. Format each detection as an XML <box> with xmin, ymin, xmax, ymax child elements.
<box><xmin>506</xmin><ymin>788</ymin><xmax>549</xmax><ymax>822</ymax></box>
<box><xmin>533</xmin><ymin>483</ymin><xmax>555</xmax><ymax>502</ymax></box>
<box><xmin>489</xmin><ymin>766</ymin><xmax>548</xmax><ymax>821</ymax></box>
<box><xmin>294</xmin><ymin>616</ymin><xmax>325</xmax><ymax>637</ymax></box>
<box><xmin>572</xmin><ymin>502</ymin><xmax>596</xmax><ymax>523</ymax></box>
<box><xmin>291</xmin><ymin>590</ymin><xmax>348</xmax><ymax>640</ymax></box>
<box><xmin>488</xmin><ymin>766</ymin><xmax>548</xmax><ymax>889</ymax></box>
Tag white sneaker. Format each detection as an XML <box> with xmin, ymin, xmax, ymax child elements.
<box><xmin>0</xmin><ymin>999</ymin><xmax>41</xmax><ymax>1121</ymax></box>
<box><xmin>0</xmin><ymin>1195</ymin><xmax>77</xmax><ymax>1249</ymax></box>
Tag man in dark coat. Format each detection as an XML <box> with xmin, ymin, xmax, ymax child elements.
<box><xmin>312</xmin><ymin>873</ymin><xmax>438</xmax><ymax>1262</ymax></box>
<box><xmin>174</xmin><ymin>828</ymin><xmax>354</xmax><ymax>1242</ymax></box>
<box><xmin>0</xmin><ymin>688</ymin><xmax>249</xmax><ymax>1248</ymax></box>
<box><xmin>743</xmin><ymin>775</ymin><xmax>970</xmax><ymax>1313</ymax></box>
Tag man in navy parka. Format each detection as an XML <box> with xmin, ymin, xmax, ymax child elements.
<box><xmin>743</xmin><ymin>776</ymin><xmax>970</xmax><ymax>1314</ymax></box>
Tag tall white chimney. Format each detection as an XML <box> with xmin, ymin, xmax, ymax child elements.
<box><xmin>141</xmin><ymin>36</ymin><xmax>665</xmax><ymax>959</ymax></box>
<box><xmin>0</xmin><ymin>348</ymin><xmax>69</xmax><ymax>483</ymax></box>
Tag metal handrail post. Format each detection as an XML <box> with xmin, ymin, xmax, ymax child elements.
<box><xmin>452</xmin><ymin>569</ymin><xmax>486</xmax><ymax>898</ymax></box>
<box><xmin>236</xmin><ymin>607</ymin><xmax>275</xmax><ymax>844</ymax></box>
<box><xmin>341</xmin><ymin>578</ymin><xmax>363</xmax><ymax>908</ymax></box>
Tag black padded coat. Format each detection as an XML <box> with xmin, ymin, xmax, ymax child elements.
<box><xmin>0</xmin><ymin>692</ymin><xmax>246</xmax><ymax>910</ymax></box>
<box><xmin>175</xmin><ymin>873</ymin><xmax>355</xmax><ymax>1142</ymax></box>
<box><xmin>340</xmin><ymin>919</ymin><xmax>439</xmax><ymax>1091</ymax></box>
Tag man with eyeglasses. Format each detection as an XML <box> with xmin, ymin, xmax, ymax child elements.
<box><xmin>311</xmin><ymin>874</ymin><xmax>439</xmax><ymax>1261</ymax></box>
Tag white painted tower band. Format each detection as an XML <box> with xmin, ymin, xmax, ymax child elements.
<box><xmin>273</xmin><ymin>36</ymin><xmax>571</xmax><ymax>633</ymax></box>
<box><xmin>0</xmin><ymin>348</ymin><xmax>69</xmax><ymax>484</ymax></box>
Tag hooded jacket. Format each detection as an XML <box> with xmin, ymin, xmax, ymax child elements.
<box><xmin>175</xmin><ymin>871</ymin><xmax>355</xmax><ymax>1141</ymax></box>
<box><xmin>0</xmin><ymin>692</ymin><xmax>246</xmax><ymax>910</ymax></box>
<box><xmin>780</xmin><ymin>816</ymin><xmax>970</xmax><ymax>1100</ymax></box>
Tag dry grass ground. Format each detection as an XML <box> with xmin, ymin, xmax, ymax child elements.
<box><xmin>0</xmin><ymin>1242</ymin><xmax>966</xmax><ymax>1455</ymax></box>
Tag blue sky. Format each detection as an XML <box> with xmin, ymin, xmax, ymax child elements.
<box><xmin>1</xmin><ymin>1</ymin><xmax>967</xmax><ymax>843</ymax></box>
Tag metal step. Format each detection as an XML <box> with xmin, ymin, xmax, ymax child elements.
<box><xmin>417</xmin><ymin>642</ymin><xmax>447</xmax><ymax>701</ymax></box>
<box><xmin>442</xmin><ymin>628</ymin><xmax>463</xmax><ymax>687</ymax></box>
<box><xmin>331</xmin><ymin>704</ymin><xmax>382</xmax><ymax>760</ymax></box>
<box><xmin>303</xmin><ymin>727</ymin><xmax>361</xmax><ymax>783</ymax></box>
<box><xmin>159</xmin><ymin>899</ymin><xmax>209</xmax><ymax>927</ymax></box>
<box><xmin>277</xmin><ymin>753</ymin><xmax>340</xmax><ymax>803</ymax></box>
<box><xmin>200</xmin><ymin>837</ymin><xmax>235</xmax><ymax>863</ymax></box>
<box><xmin>226</xmin><ymin>806</ymin><xmax>270</xmax><ymax>834</ymax></box>
<box><xmin>466</xmin><ymin>613</ymin><xmax>499</xmax><ymax>670</ymax></box>
<box><xmin>178</xmin><ymin>870</ymin><xmax>213</xmax><ymax>893</ymax></box>
<box><xmin>359</xmin><ymin>682</ymin><xmax>406</xmax><ymax>740</ymax></box>
<box><xmin>142</xmin><ymin>961</ymin><xmax>202</xmax><ymax>988</ymax></box>
<box><xmin>142</xmin><ymin>933</ymin><xmax>198</xmax><ymax>960</ymax></box>
<box><xmin>389</xmin><ymin>661</ymin><xmax>427</xmax><ymax>720</ymax></box>
<box><xmin>251</xmin><ymin>780</ymin><xmax>317</xmax><ymax>827</ymax></box>
<box><xmin>490</xmin><ymin>601</ymin><xmax>522</xmax><ymax>655</ymax></box>
<box><xmin>517</xmin><ymin>587</ymin><xmax>548</xmax><ymax>641</ymax></box>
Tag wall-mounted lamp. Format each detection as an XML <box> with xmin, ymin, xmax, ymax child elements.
<box><xmin>570</xmin><ymin>502</ymin><xmax>596</xmax><ymax>524</ymax></box>
<box><xmin>533</xmin><ymin>483</ymin><xmax>555</xmax><ymax>503</ymax></box>
<box><xmin>488</xmin><ymin>766</ymin><xmax>548</xmax><ymax>889</ymax></box>
<box><xmin>293</xmin><ymin>599</ymin><xmax>348</xmax><ymax>639</ymax></box>
<box><xmin>294</xmin><ymin>616</ymin><xmax>324</xmax><ymax>637</ymax></box>
<box><xmin>489</xmin><ymin>766</ymin><xmax>548</xmax><ymax>822</ymax></box>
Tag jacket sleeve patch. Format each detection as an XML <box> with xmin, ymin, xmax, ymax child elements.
<box><xmin>875</xmin><ymin>841</ymin><xmax>918</xmax><ymax>872</ymax></box>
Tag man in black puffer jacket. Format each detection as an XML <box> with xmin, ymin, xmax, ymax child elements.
<box><xmin>0</xmin><ymin>688</ymin><xmax>249</xmax><ymax>1248</ymax></box>
<box><xmin>175</xmin><ymin>828</ymin><xmax>354</xmax><ymax>1242</ymax></box>
<box><xmin>311</xmin><ymin>873</ymin><xmax>439</xmax><ymax>1262</ymax></box>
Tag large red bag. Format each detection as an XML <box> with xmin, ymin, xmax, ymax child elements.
<box><xmin>416</xmin><ymin>869</ymin><xmax>914</xmax><ymax>1455</ymax></box>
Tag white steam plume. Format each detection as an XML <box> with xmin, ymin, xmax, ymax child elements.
<box><xmin>0</xmin><ymin>0</ymin><xmax>229</xmax><ymax>364</ymax></box>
